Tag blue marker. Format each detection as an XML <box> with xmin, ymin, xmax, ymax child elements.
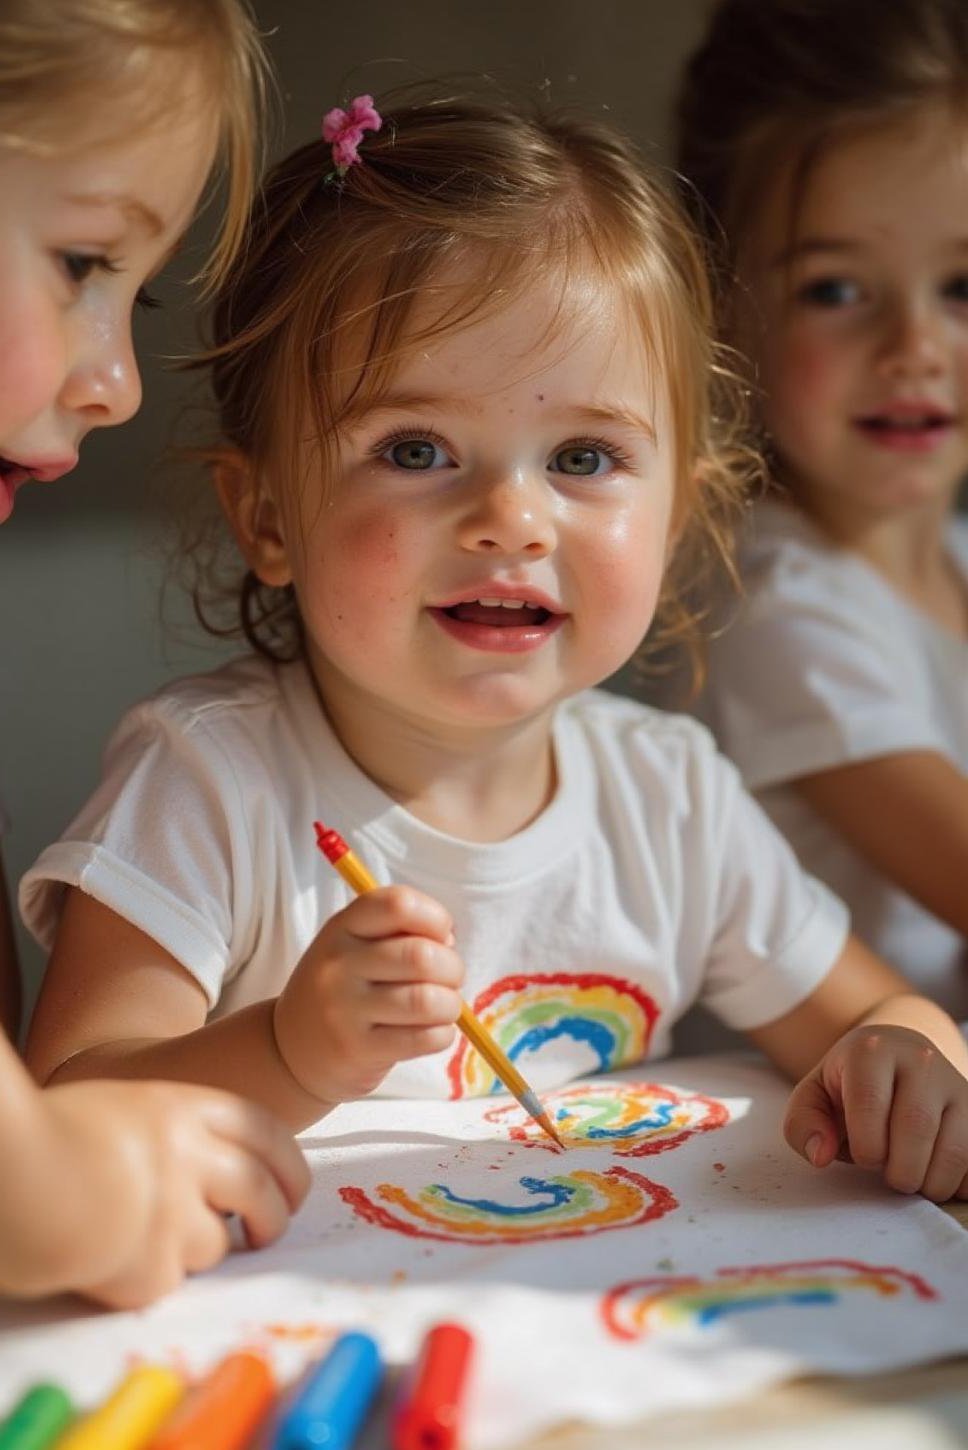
<box><xmin>273</xmin><ymin>1331</ymin><xmax>382</xmax><ymax>1450</ymax></box>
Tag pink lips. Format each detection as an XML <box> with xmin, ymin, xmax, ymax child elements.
<box><xmin>854</xmin><ymin>405</ymin><xmax>957</xmax><ymax>455</ymax></box>
<box><xmin>429</xmin><ymin>585</ymin><xmax>567</xmax><ymax>654</ymax></box>
<box><xmin>0</xmin><ymin>453</ymin><xmax>78</xmax><ymax>521</ymax></box>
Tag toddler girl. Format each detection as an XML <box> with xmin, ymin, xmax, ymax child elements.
<box><xmin>23</xmin><ymin>93</ymin><xmax>968</xmax><ymax>1203</ymax></box>
<box><xmin>0</xmin><ymin>0</ymin><xmax>307</xmax><ymax>1306</ymax></box>
<box><xmin>675</xmin><ymin>0</ymin><xmax>968</xmax><ymax>1021</ymax></box>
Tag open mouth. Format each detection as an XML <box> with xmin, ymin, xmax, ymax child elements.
<box><xmin>0</xmin><ymin>455</ymin><xmax>32</xmax><ymax>488</ymax></box>
<box><xmin>854</xmin><ymin>411</ymin><xmax>955</xmax><ymax>448</ymax></box>
<box><xmin>429</xmin><ymin>595</ymin><xmax>566</xmax><ymax>653</ymax></box>
<box><xmin>442</xmin><ymin>598</ymin><xmax>553</xmax><ymax>628</ymax></box>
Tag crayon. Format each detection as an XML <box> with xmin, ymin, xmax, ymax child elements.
<box><xmin>314</xmin><ymin>822</ymin><xmax>566</xmax><ymax>1149</ymax></box>
<box><xmin>392</xmin><ymin>1323</ymin><xmax>475</xmax><ymax>1450</ymax></box>
<box><xmin>272</xmin><ymin>1331</ymin><xmax>381</xmax><ymax>1450</ymax></box>
<box><xmin>55</xmin><ymin>1366</ymin><xmax>183</xmax><ymax>1450</ymax></box>
<box><xmin>147</xmin><ymin>1352</ymin><xmax>275</xmax><ymax>1450</ymax></box>
<box><xmin>0</xmin><ymin>1384</ymin><xmax>73</xmax><ymax>1450</ymax></box>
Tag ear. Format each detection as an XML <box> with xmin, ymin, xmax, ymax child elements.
<box><xmin>212</xmin><ymin>449</ymin><xmax>293</xmax><ymax>588</ymax></box>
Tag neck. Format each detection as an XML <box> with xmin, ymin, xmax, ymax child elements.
<box><xmin>307</xmin><ymin>651</ymin><xmax>558</xmax><ymax>843</ymax></box>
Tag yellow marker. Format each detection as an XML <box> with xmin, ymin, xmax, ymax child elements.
<box><xmin>315</xmin><ymin>821</ymin><xmax>567</xmax><ymax>1150</ymax></box>
<box><xmin>55</xmin><ymin>1366</ymin><xmax>183</xmax><ymax>1450</ymax></box>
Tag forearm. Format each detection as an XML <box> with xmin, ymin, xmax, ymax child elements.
<box><xmin>43</xmin><ymin>1000</ymin><xmax>334</xmax><ymax>1131</ymax></box>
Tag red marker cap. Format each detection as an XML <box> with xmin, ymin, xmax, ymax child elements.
<box><xmin>392</xmin><ymin>1322</ymin><xmax>475</xmax><ymax>1450</ymax></box>
<box><xmin>314</xmin><ymin>820</ymin><xmax>349</xmax><ymax>865</ymax></box>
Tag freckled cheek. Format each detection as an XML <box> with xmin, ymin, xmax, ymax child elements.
<box><xmin>303</xmin><ymin>508</ymin><xmax>425</xmax><ymax>642</ymax></box>
<box><xmin>575</xmin><ymin>510</ymin><xmax>668</xmax><ymax>620</ymax></box>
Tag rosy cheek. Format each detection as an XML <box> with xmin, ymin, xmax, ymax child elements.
<box><xmin>0</xmin><ymin>314</ymin><xmax>61</xmax><ymax>438</ymax></box>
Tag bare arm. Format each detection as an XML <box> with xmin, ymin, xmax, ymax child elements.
<box><xmin>795</xmin><ymin>750</ymin><xmax>968</xmax><ymax>938</ymax></box>
<box><xmin>748</xmin><ymin>932</ymin><xmax>968</xmax><ymax>1082</ymax></box>
<box><xmin>26</xmin><ymin>889</ymin><xmax>327</xmax><ymax>1130</ymax></box>
<box><xmin>0</xmin><ymin>850</ymin><xmax>22</xmax><ymax>1041</ymax></box>
<box><xmin>27</xmin><ymin>882</ymin><xmax>462</xmax><ymax>1132</ymax></box>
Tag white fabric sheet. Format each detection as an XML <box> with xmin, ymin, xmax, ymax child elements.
<box><xmin>0</xmin><ymin>1055</ymin><xmax>966</xmax><ymax>1448</ymax></box>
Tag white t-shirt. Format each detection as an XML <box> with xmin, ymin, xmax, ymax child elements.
<box><xmin>21</xmin><ymin>655</ymin><xmax>848</xmax><ymax>1098</ymax></box>
<box><xmin>697</xmin><ymin>496</ymin><xmax>968</xmax><ymax>1020</ymax></box>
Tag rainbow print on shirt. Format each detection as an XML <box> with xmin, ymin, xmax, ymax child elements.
<box><xmin>484</xmin><ymin>1079</ymin><xmax>729</xmax><ymax>1155</ymax></box>
<box><xmin>601</xmin><ymin>1259</ymin><xmax>938</xmax><ymax>1340</ymax></box>
<box><xmin>340</xmin><ymin>1167</ymin><xmax>677</xmax><ymax>1245</ymax></box>
<box><xmin>447</xmin><ymin>972</ymin><xmax>659</xmax><ymax>1098</ymax></box>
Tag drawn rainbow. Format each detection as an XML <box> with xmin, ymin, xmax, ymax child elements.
<box><xmin>601</xmin><ymin>1259</ymin><xmax>938</xmax><ymax>1340</ymax></box>
<box><xmin>447</xmin><ymin>972</ymin><xmax>659</xmax><ymax>1098</ymax></box>
<box><xmin>484</xmin><ymin>1079</ymin><xmax>728</xmax><ymax>1155</ymax></box>
<box><xmin>340</xmin><ymin>1168</ymin><xmax>677</xmax><ymax>1245</ymax></box>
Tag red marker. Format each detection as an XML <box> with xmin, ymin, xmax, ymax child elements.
<box><xmin>392</xmin><ymin>1323</ymin><xmax>475</xmax><ymax>1450</ymax></box>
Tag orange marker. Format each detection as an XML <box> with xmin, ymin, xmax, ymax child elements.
<box><xmin>147</xmin><ymin>1352</ymin><xmax>274</xmax><ymax>1450</ymax></box>
<box><xmin>392</xmin><ymin>1323</ymin><xmax>475</xmax><ymax>1450</ymax></box>
<box><xmin>314</xmin><ymin>822</ymin><xmax>566</xmax><ymax>1149</ymax></box>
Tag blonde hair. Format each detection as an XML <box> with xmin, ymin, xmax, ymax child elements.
<box><xmin>196</xmin><ymin>92</ymin><xmax>757</xmax><ymax>670</ymax></box>
<box><xmin>0</xmin><ymin>0</ymin><xmax>270</xmax><ymax>289</ymax></box>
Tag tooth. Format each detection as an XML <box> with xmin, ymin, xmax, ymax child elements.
<box><xmin>501</xmin><ymin>600</ymin><xmax>527</xmax><ymax>609</ymax></box>
<box><xmin>477</xmin><ymin>597</ymin><xmax>503</xmax><ymax>607</ymax></box>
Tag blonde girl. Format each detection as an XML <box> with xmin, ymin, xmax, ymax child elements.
<box><xmin>0</xmin><ymin>0</ymin><xmax>307</xmax><ymax>1307</ymax></box>
<box><xmin>676</xmin><ymin>0</ymin><xmax>968</xmax><ymax>1021</ymax></box>
<box><xmin>24</xmin><ymin>92</ymin><xmax>968</xmax><ymax>1204</ymax></box>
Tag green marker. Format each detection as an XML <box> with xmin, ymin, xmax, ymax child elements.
<box><xmin>0</xmin><ymin>1384</ymin><xmax>74</xmax><ymax>1450</ymax></box>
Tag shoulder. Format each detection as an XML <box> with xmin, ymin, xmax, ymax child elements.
<box><xmin>946</xmin><ymin>512</ymin><xmax>968</xmax><ymax>577</ymax></box>
<box><xmin>737</xmin><ymin>496</ymin><xmax>875</xmax><ymax>616</ymax></box>
<box><xmin>561</xmin><ymin>690</ymin><xmax>738</xmax><ymax>809</ymax></box>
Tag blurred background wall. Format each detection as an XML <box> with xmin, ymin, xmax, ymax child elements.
<box><xmin>0</xmin><ymin>0</ymin><xmax>714</xmax><ymax>1010</ymax></box>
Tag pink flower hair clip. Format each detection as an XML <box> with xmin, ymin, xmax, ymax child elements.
<box><xmin>322</xmin><ymin>94</ymin><xmax>382</xmax><ymax>178</ymax></box>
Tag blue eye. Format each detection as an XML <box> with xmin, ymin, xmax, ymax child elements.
<box><xmin>384</xmin><ymin>437</ymin><xmax>449</xmax><ymax>470</ymax></box>
<box><xmin>796</xmin><ymin>277</ymin><xmax>861</xmax><ymax>308</ymax></box>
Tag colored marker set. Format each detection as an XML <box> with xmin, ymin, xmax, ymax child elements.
<box><xmin>0</xmin><ymin>1322</ymin><xmax>475</xmax><ymax>1450</ymax></box>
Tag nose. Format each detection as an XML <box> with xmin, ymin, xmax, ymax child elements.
<box><xmin>456</xmin><ymin>470</ymin><xmax>557</xmax><ymax>558</ymax></box>
<box><xmin>58</xmin><ymin>320</ymin><xmax>143</xmax><ymax>430</ymax></box>
<box><xmin>875</xmin><ymin>295</ymin><xmax>946</xmax><ymax>381</ymax></box>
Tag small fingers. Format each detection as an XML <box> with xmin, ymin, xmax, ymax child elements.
<box><xmin>371</xmin><ymin>1022</ymin><xmax>458</xmax><ymax>1062</ymax></box>
<box><xmin>883</xmin><ymin>1058</ymin><xmax>945</xmax><ymax>1195</ymax></box>
<box><xmin>335</xmin><ymin>886</ymin><xmax>454</xmax><ymax>946</ymax></box>
<box><xmin>204</xmin><ymin>1141</ymin><xmax>296</xmax><ymax>1251</ymax></box>
<box><xmin>358</xmin><ymin>936</ymin><xmax>465</xmax><ymax>989</ymax></box>
<box><xmin>199</xmin><ymin>1093</ymin><xmax>311</xmax><ymax>1213</ymax></box>
<box><xmin>783</xmin><ymin>1072</ymin><xmax>841</xmax><ymax>1168</ymax></box>
<box><xmin>367</xmin><ymin>978</ymin><xmax>463</xmax><ymax>1029</ymax></box>
<box><xmin>920</xmin><ymin>1106</ymin><xmax>968</xmax><ymax>1203</ymax></box>
<box><xmin>839</xmin><ymin>1030</ymin><xmax>896</xmax><ymax>1172</ymax></box>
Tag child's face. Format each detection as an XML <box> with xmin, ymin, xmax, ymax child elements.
<box><xmin>737</xmin><ymin>103</ymin><xmax>968</xmax><ymax>522</ymax></box>
<box><xmin>273</xmin><ymin>272</ymin><xmax>677</xmax><ymax>737</ymax></box>
<box><xmin>0</xmin><ymin>98</ymin><xmax>216</xmax><ymax>524</ymax></box>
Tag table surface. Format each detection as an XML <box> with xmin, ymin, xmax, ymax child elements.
<box><xmin>515</xmin><ymin>1200</ymin><xmax>968</xmax><ymax>1449</ymax></box>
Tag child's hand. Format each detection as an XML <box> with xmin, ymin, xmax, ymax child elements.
<box><xmin>273</xmin><ymin>885</ymin><xmax>464</xmax><ymax>1105</ymax></box>
<box><xmin>12</xmin><ymin>1080</ymin><xmax>310</xmax><ymax>1308</ymax></box>
<box><xmin>784</xmin><ymin>1024</ymin><xmax>968</xmax><ymax>1201</ymax></box>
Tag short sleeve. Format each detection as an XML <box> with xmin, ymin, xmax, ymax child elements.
<box><xmin>698</xmin><ymin>757</ymin><xmax>850</xmax><ymax>1030</ymax></box>
<box><xmin>706</xmin><ymin>555</ymin><xmax>948</xmax><ymax>791</ymax></box>
<box><xmin>19</xmin><ymin>700</ymin><xmax>255</xmax><ymax>1008</ymax></box>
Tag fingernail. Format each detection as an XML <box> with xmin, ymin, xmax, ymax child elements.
<box><xmin>805</xmin><ymin>1133</ymin><xmax>822</xmax><ymax>1165</ymax></box>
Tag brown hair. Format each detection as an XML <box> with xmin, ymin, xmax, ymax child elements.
<box><xmin>0</xmin><ymin>0</ymin><xmax>270</xmax><ymax>289</ymax></box>
<box><xmin>195</xmin><ymin>91</ymin><xmax>757</xmax><ymax>669</ymax></box>
<box><xmin>676</xmin><ymin>0</ymin><xmax>968</xmax><ymax>293</ymax></box>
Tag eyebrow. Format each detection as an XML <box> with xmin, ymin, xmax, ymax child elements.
<box><xmin>771</xmin><ymin>235</ymin><xmax>968</xmax><ymax>267</ymax></box>
<box><xmin>64</xmin><ymin>191</ymin><xmax>165</xmax><ymax>238</ymax></box>
<box><xmin>345</xmin><ymin>391</ymin><xmax>656</xmax><ymax>441</ymax></box>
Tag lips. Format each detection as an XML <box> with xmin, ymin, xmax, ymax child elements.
<box><xmin>854</xmin><ymin>406</ymin><xmax>957</xmax><ymax>453</ymax></box>
<box><xmin>428</xmin><ymin>588</ymin><xmax>567</xmax><ymax>654</ymax></box>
